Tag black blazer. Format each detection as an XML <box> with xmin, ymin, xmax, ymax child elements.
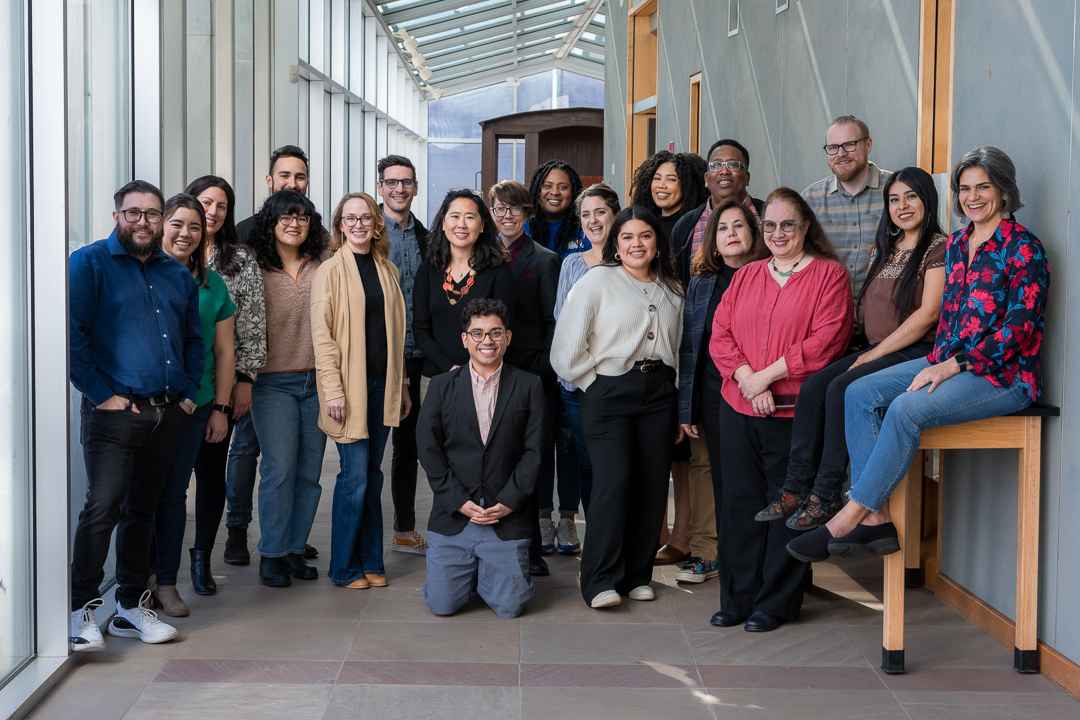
<box><xmin>413</xmin><ymin>262</ymin><xmax>515</xmax><ymax>377</ymax></box>
<box><xmin>418</xmin><ymin>363</ymin><xmax>544</xmax><ymax>540</ymax></box>
<box><xmin>504</xmin><ymin>240</ymin><xmax>560</xmax><ymax>378</ymax></box>
<box><xmin>671</xmin><ymin>197</ymin><xmax>765</xmax><ymax>285</ymax></box>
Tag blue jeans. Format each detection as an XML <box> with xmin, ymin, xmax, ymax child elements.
<box><xmin>153</xmin><ymin>405</ymin><xmax>211</xmax><ymax>585</ymax></box>
<box><xmin>845</xmin><ymin>357</ymin><xmax>1031</xmax><ymax>511</ymax></box>
<box><xmin>424</xmin><ymin>523</ymin><xmax>534</xmax><ymax>619</ymax></box>
<box><xmin>557</xmin><ymin>387</ymin><xmax>592</xmax><ymax>514</ymax></box>
<box><xmin>252</xmin><ymin>371</ymin><xmax>327</xmax><ymax>558</ymax></box>
<box><xmin>225</xmin><ymin>410</ymin><xmax>260</xmax><ymax>529</ymax></box>
<box><xmin>330</xmin><ymin>380</ymin><xmax>390</xmax><ymax>585</ymax></box>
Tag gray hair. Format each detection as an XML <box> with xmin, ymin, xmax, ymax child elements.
<box><xmin>950</xmin><ymin>145</ymin><xmax>1023</xmax><ymax>218</ymax></box>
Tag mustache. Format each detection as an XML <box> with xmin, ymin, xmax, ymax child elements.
<box><xmin>117</xmin><ymin>223</ymin><xmax>163</xmax><ymax>258</ymax></box>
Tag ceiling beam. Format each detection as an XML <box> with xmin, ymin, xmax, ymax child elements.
<box><xmin>428</xmin><ymin>39</ymin><xmax>563</xmax><ymax>83</ymax></box>
<box><xmin>432</xmin><ymin>56</ymin><xmax>556</xmax><ymax>94</ymax></box>
<box><xmin>555</xmin><ymin>0</ymin><xmax>604</xmax><ymax>59</ymax></box>
<box><xmin>402</xmin><ymin>0</ymin><xmax>553</xmax><ymax>36</ymax></box>
<box><xmin>419</xmin><ymin>4</ymin><xmax>577</xmax><ymax>55</ymax></box>
<box><xmin>556</xmin><ymin>55</ymin><xmax>604</xmax><ymax>80</ymax></box>
<box><xmin>381</xmin><ymin>0</ymin><xmax>496</xmax><ymax>26</ymax></box>
<box><xmin>427</xmin><ymin>29</ymin><xmax>567</xmax><ymax>69</ymax></box>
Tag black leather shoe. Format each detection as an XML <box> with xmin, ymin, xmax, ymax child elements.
<box><xmin>710</xmin><ymin>610</ymin><xmax>747</xmax><ymax>627</ymax></box>
<box><xmin>259</xmin><ymin>556</ymin><xmax>292</xmax><ymax>587</ymax></box>
<box><xmin>303</xmin><ymin>543</ymin><xmax>319</xmax><ymax>560</ymax></box>
<box><xmin>189</xmin><ymin>548</ymin><xmax>217</xmax><ymax>596</ymax></box>
<box><xmin>744</xmin><ymin>610</ymin><xmax>784</xmax><ymax>633</ymax></box>
<box><xmin>224</xmin><ymin>527</ymin><xmax>250</xmax><ymax>566</ymax></box>
<box><xmin>529</xmin><ymin>557</ymin><xmax>550</xmax><ymax>577</ymax></box>
<box><xmin>286</xmin><ymin>553</ymin><xmax>318</xmax><ymax>580</ymax></box>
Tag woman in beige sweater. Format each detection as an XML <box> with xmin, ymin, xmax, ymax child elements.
<box><xmin>312</xmin><ymin>191</ymin><xmax>408</xmax><ymax>589</ymax></box>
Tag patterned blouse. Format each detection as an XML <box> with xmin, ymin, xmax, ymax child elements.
<box><xmin>208</xmin><ymin>244</ymin><xmax>267</xmax><ymax>379</ymax></box>
<box><xmin>928</xmin><ymin>218</ymin><xmax>1049</xmax><ymax>400</ymax></box>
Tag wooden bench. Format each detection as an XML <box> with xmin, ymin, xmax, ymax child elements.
<box><xmin>881</xmin><ymin>404</ymin><xmax>1059</xmax><ymax>675</ymax></box>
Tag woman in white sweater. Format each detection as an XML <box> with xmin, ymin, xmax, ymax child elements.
<box><xmin>550</xmin><ymin>206</ymin><xmax>684</xmax><ymax>609</ymax></box>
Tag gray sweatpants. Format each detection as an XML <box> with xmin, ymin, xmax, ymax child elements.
<box><xmin>424</xmin><ymin>523</ymin><xmax>534</xmax><ymax>619</ymax></box>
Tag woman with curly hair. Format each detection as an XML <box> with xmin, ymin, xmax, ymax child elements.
<box><xmin>630</xmin><ymin>151</ymin><xmax>709</xmax><ymax>241</ymax></box>
<box><xmin>414</xmin><ymin>188</ymin><xmax>515</xmax><ymax>377</ymax></box>
<box><xmin>248</xmin><ymin>190</ymin><xmax>330</xmax><ymax>588</ymax></box>
<box><xmin>526</xmin><ymin>160</ymin><xmax>588</xmax><ymax>258</ymax></box>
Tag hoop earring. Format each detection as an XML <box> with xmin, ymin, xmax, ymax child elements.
<box><xmin>614</xmin><ymin>251</ymin><xmax>621</xmax><ymax>261</ymax></box>
<box><xmin>889</xmin><ymin>224</ymin><xmax>902</xmax><ymax>238</ymax></box>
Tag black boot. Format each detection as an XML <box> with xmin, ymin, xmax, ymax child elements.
<box><xmin>189</xmin><ymin>548</ymin><xmax>217</xmax><ymax>596</ymax></box>
<box><xmin>224</xmin><ymin>527</ymin><xmax>250</xmax><ymax>566</ymax></box>
<box><xmin>286</xmin><ymin>553</ymin><xmax>319</xmax><ymax>580</ymax></box>
<box><xmin>259</xmin><ymin>556</ymin><xmax>292</xmax><ymax>587</ymax></box>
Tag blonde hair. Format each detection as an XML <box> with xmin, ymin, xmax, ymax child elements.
<box><xmin>330</xmin><ymin>192</ymin><xmax>387</xmax><ymax>258</ymax></box>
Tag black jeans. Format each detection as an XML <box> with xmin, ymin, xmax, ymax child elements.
<box><xmin>537</xmin><ymin>378</ymin><xmax>575</xmax><ymax>513</ymax></box>
<box><xmin>579</xmin><ymin>367</ymin><xmax>677</xmax><ymax>603</ymax></box>
<box><xmin>194</xmin><ymin>419</ymin><xmax>232</xmax><ymax>550</ymax></box>
<box><xmin>784</xmin><ymin>342</ymin><xmax>933</xmax><ymax>502</ymax></box>
<box><xmin>705</xmin><ymin>389</ymin><xmax>807</xmax><ymax>620</ymax></box>
<box><xmin>390</xmin><ymin>358</ymin><xmax>423</xmax><ymax>532</ymax></box>
<box><xmin>72</xmin><ymin>397</ymin><xmax>186</xmax><ymax>610</ymax></box>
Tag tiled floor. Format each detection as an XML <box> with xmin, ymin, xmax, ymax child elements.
<box><xmin>27</xmin><ymin>446</ymin><xmax>1079</xmax><ymax>719</ymax></box>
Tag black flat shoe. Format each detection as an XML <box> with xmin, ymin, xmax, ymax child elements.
<box><xmin>786</xmin><ymin>526</ymin><xmax>834</xmax><ymax>563</ymax></box>
<box><xmin>827</xmin><ymin>522</ymin><xmax>900</xmax><ymax>557</ymax></box>
<box><xmin>286</xmin><ymin>553</ymin><xmax>319</xmax><ymax>580</ymax></box>
<box><xmin>259</xmin><ymin>556</ymin><xmax>292</xmax><ymax>587</ymax></box>
<box><xmin>743</xmin><ymin>610</ymin><xmax>784</xmax><ymax>633</ymax></box>
<box><xmin>303</xmin><ymin>543</ymin><xmax>319</xmax><ymax>560</ymax></box>
<box><xmin>710</xmin><ymin>610</ymin><xmax>747</xmax><ymax>627</ymax></box>
<box><xmin>529</xmin><ymin>557</ymin><xmax>550</xmax><ymax>577</ymax></box>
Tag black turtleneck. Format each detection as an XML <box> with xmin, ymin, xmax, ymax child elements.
<box><xmin>353</xmin><ymin>251</ymin><xmax>387</xmax><ymax>379</ymax></box>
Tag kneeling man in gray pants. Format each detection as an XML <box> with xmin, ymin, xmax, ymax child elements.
<box><xmin>418</xmin><ymin>298</ymin><xmax>544</xmax><ymax>618</ymax></box>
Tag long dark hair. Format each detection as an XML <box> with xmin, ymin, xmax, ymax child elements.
<box><xmin>602</xmin><ymin>206</ymin><xmax>684</xmax><ymax>297</ymax></box>
<box><xmin>163</xmin><ymin>193</ymin><xmax>208</xmax><ymax>287</ymax></box>
<box><xmin>630</xmin><ymin>151</ymin><xmax>708</xmax><ymax>219</ymax></box>
<box><xmin>857</xmin><ymin>166</ymin><xmax>945</xmax><ymax>321</ymax></box>
<box><xmin>251</xmin><ymin>190</ymin><xmax>326</xmax><ymax>270</ymax></box>
<box><xmin>762</xmin><ymin>187</ymin><xmax>838</xmax><ymax>261</ymax></box>
<box><xmin>184</xmin><ymin>175</ymin><xmax>242</xmax><ymax>277</ymax></box>
<box><xmin>426</xmin><ymin>188</ymin><xmax>506</xmax><ymax>272</ymax></box>
<box><xmin>694</xmin><ymin>199</ymin><xmax>767</xmax><ymax>276</ymax></box>
<box><xmin>526</xmin><ymin>159</ymin><xmax>583</xmax><ymax>252</ymax></box>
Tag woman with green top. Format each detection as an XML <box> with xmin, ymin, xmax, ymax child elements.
<box><xmin>151</xmin><ymin>193</ymin><xmax>236</xmax><ymax>617</ymax></box>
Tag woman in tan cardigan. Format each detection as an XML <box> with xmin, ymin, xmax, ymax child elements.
<box><xmin>311</xmin><ymin>192</ymin><xmax>409</xmax><ymax>589</ymax></box>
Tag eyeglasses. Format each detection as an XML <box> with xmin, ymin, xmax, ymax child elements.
<box><xmin>823</xmin><ymin>137</ymin><xmax>867</xmax><ymax>156</ymax></box>
<box><xmin>278</xmin><ymin>214</ymin><xmax>312</xmax><ymax>226</ymax></box>
<box><xmin>762</xmin><ymin>220</ymin><xmax>800</xmax><ymax>235</ymax></box>
<box><xmin>342</xmin><ymin>214</ymin><xmax>375</xmax><ymax>227</ymax></box>
<box><xmin>491</xmin><ymin>205</ymin><xmax>524</xmax><ymax>218</ymax></box>
<box><xmin>120</xmin><ymin>207</ymin><xmax>164</xmax><ymax>224</ymax></box>
<box><xmin>707</xmin><ymin>160</ymin><xmax>747</xmax><ymax>172</ymax></box>
<box><xmin>379</xmin><ymin>178</ymin><xmax>416</xmax><ymax>189</ymax></box>
<box><xmin>465</xmin><ymin>328</ymin><xmax>507</xmax><ymax>342</ymax></box>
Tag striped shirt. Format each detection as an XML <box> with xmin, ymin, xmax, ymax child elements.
<box><xmin>802</xmin><ymin>162</ymin><xmax>892</xmax><ymax>295</ymax></box>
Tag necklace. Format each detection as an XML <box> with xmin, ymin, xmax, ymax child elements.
<box><xmin>442</xmin><ymin>268</ymin><xmax>476</xmax><ymax>305</ymax></box>
<box><xmin>770</xmin><ymin>254</ymin><xmax>805</xmax><ymax>278</ymax></box>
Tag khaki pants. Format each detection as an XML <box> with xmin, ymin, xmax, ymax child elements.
<box><xmin>659</xmin><ymin>437</ymin><xmax>717</xmax><ymax>562</ymax></box>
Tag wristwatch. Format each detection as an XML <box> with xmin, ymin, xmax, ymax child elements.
<box><xmin>954</xmin><ymin>352</ymin><xmax>969</xmax><ymax>372</ymax></box>
<box><xmin>212</xmin><ymin>403</ymin><xmax>234</xmax><ymax>418</ymax></box>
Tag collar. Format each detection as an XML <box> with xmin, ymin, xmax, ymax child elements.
<box><xmin>469</xmin><ymin>360</ymin><xmax>504</xmax><ymax>386</ymax></box>
<box><xmin>383</xmin><ymin>210</ymin><xmax>414</xmax><ymax>232</ymax></box>
<box><xmin>504</xmin><ymin>234</ymin><xmax>531</xmax><ymax>259</ymax></box>
<box><xmin>827</xmin><ymin>162</ymin><xmax>885</xmax><ymax>196</ymax></box>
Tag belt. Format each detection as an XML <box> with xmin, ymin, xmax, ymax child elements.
<box><xmin>128</xmin><ymin>392</ymin><xmax>180</xmax><ymax>407</ymax></box>
<box><xmin>633</xmin><ymin>359</ymin><xmax>667</xmax><ymax>374</ymax></box>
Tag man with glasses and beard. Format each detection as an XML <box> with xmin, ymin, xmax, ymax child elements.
<box><xmin>68</xmin><ymin>180</ymin><xmax>203</xmax><ymax>652</ymax></box>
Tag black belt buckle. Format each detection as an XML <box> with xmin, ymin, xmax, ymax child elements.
<box><xmin>636</xmin><ymin>359</ymin><xmax>663</xmax><ymax>374</ymax></box>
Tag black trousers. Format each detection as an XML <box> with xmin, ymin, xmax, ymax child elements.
<box><xmin>536</xmin><ymin>378</ymin><xmax>572</xmax><ymax>513</ymax></box>
<box><xmin>703</xmin><ymin>387</ymin><xmax>808</xmax><ymax>620</ymax></box>
<box><xmin>71</xmin><ymin>397</ymin><xmax>186</xmax><ymax>610</ymax></box>
<box><xmin>579</xmin><ymin>368</ymin><xmax>677</xmax><ymax>603</ymax></box>
<box><xmin>784</xmin><ymin>342</ymin><xmax>932</xmax><ymax>501</ymax></box>
<box><xmin>194</xmin><ymin>422</ymin><xmax>233</xmax><ymax>550</ymax></box>
<box><xmin>390</xmin><ymin>357</ymin><xmax>424</xmax><ymax>532</ymax></box>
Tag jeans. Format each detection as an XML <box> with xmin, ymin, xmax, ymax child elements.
<box><xmin>71</xmin><ymin>397</ymin><xmax>186</xmax><ymax>610</ymax></box>
<box><xmin>390</xmin><ymin>357</ymin><xmax>423</xmax><ymax>532</ymax></box>
<box><xmin>252</xmin><ymin>371</ymin><xmax>327</xmax><ymax>558</ymax></box>
<box><xmin>845</xmin><ymin>357</ymin><xmax>1032</xmax><ymax>511</ymax></box>
<box><xmin>225</xmin><ymin>409</ymin><xmax>260</xmax><ymax>529</ymax></box>
<box><xmin>193</xmin><ymin>418</ymin><xmax>232</xmax><ymax>551</ymax></box>
<box><xmin>784</xmin><ymin>343</ymin><xmax>932</xmax><ymax>502</ymax></box>
<box><xmin>153</xmin><ymin>405</ymin><xmax>211</xmax><ymax>585</ymax></box>
<box><xmin>424</xmin><ymin>523</ymin><xmax>534</xmax><ymax>619</ymax></box>
<box><xmin>330</xmin><ymin>380</ymin><xmax>390</xmax><ymax>585</ymax></box>
<box><xmin>556</xmin><ymin>387</ymin><xmax>592</xmax><ymax>514</ymax></box>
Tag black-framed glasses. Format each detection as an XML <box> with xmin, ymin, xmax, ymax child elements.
<box><xmin>762</xmin><ymin>220</ymin><xmax>800</xmax><ymax>234</ymax></box>
<box><xmin>120</xmin><ymin>207</ymin><xmax>164</xmax><ymax>224</ymax></box>
<box><xmin>379</xmin><ymin>178</ymin><xmax>416</xmax><ymax>189</ymax></box>
<box><xmin>278</xmin><ymin>214</ymin><xmax>312</xmax><ymax>226</ymax></box>
<box><xmin>491</xmin><ymin>205</ymin><xmax>524</xmax><ymax>218</ymax></box>
<box><xmin>707</xmin><ymin>159</ymin><xmax>747</xmax><ymax>172</ymax></box>
<box><xmin>342</xmin><ymin>214</ymin><xmax>375</xmax><ymax>227</ymax></box>
<box><xmin>823</xmin><ymin>137</ymin><xmax>867</xmax><ymax>156</ymax></box>
<box><xmin>465</xmin><ymin>328</ymin><xmax>507</xmax><ymax>342</ymax></box>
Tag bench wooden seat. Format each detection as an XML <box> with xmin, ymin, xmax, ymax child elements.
<box><xmin>881</xmin><ymin>402</ymin><xmax>1059</xmax><ymax>674</ymax></box>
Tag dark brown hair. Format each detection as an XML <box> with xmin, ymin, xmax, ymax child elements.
<box><xmin>164</xmin><ymin>193</ymin><xmax>209</xmax><ymax>287</ymax></box>
<box><xmin>694</xmin><ymin>200</ymin><xmax>766</xmax><ymax>275</ymax></box>
<box><xmin>487</xmin><ymin>180</ymin><xmax>534</xmax><ymax>219</ymax></box>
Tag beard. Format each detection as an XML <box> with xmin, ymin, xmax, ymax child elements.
<box><xmin>830</xmin><ymin>158</ymin><xmax>867</xmax><ymax>183</ymax></box>
<box><xmin>118</xmin><ymin>223</ymin><xmax>162</xmax><ymax>259</ymax></box>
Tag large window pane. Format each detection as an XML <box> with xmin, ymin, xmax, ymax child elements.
<box><xmin>427</xmin><ymin>83</ymin><xmax>513</xmax><ymax>139</ymax></box>
<box><xmin>558</xmin><ymin>70</ymin><xmax>604</xmax><ymax>108</ymax></box>
<box><xmin>426</xmin><ymin>142</ymin><xmax>482</xmax><ymax>219</ymax></box>
<box><xmin>517</xmin><ymin>71</ymin><xmax>553</xmax><ymax>112</ymax></box>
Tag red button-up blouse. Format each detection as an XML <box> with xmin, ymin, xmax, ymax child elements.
<box><xmin>709</xmin><ymin>257</ymin><xmax>853</xmax><ymax>418</ymax></box>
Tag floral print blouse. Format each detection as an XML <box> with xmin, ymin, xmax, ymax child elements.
<box><xmin>208</xmin><ymin>244</ymin><xmax>267</xmax><ymax>379</ymax></box>
<box><xmin>928</xmin><ymin>218</ymin><xmax>1050</xmax><ymax>400</ymax></box>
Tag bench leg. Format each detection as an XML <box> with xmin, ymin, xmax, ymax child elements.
<box><xmin>905</xmin><ymin>451</ymin><xmax>924</xmax><ymax>589</ymax></box>
<box><xmin>882</xmin><ymin>465</ymin><xmax>912</xmax><ymax>674</ymax></box>
<box><xmin>1014</xmin><ymin>417</ymin><xmax>1041</xmax><ymax>673</ymax></box>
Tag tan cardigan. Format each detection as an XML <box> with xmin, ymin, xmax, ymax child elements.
<box><xmin>310</xmin><ymin>246</ymin><xmax>406</xmax><ymax>442</ymax></box>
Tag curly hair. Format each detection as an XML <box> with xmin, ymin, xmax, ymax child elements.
<box><xmin>184</xmin><ymin>175</ymin><xmax>243</xmax><ymax>277</ymax></box>
<box><xmin>426</xmin><ymin>188</ymin><xmax>507</xmax><ymax>272</ymax></box>
<box><xmin>330</xmin><ymin>192</ymin><xmax>387</xmax><ymax>260</ymax></box>
<box><xmin>251</xmin><ymin>190</ymin><xmax>327</xmax><ymax>270</ymax></box>
<box><xmin>762</xmin><ymin>187</ymin><xmax>838</xmax><ymax>261</ymax></box>
<box><xmin>629</xmin><ymin>151</ymin><xmax>708</xmax><ymax>218</ymax></box>
<box><xmin>460</xmin><ymin>298</ymin><xmax>510</xmax><ymax>331</ymax></box>
<box><xmin>526</xmin><ymin>159</ymin><xmax>584</xmax><ymax>252</ymax></box>
<box><xmin>602</xmin><ymin>205</ymin><xmax>684</xmax><ymax>297</ymax></box>
<box><xmin>163</xmin><ymin>193</ymin><xmax>208</xmax><ymax>287</ymax></box>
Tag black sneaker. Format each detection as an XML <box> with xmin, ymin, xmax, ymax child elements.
<box><xmin>827</xmin><ymin>522</ymin><xmax>900</xmax><ymax>557</ymax></box>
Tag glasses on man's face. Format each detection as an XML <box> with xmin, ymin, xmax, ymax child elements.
<box><xmin>823</xmin><ymin>137</ymin><xmax>867</xmax><ymax>156</ymax></box>
<box><xmin>120</xmin><ymin>207</ymin><xmax>164</xmax><ymax>224</ymax></box>
<box><xmin>380</xmin><ymin>178</ymin><xmax>416</xmax><ymax>190</ymax></box>
<box><xmin>762</xmin><ymin>220</ymin><xmax>800</xmax><ymax>235</ymax></box>
<box><xmin>278</xmin><ymin>214</ymin><xmax>312</xmax><ymax>227</ymax></box>
<box><xmin>707</xmin><ymin>159</ymin><xmax>746</xmax><ymax>173</ymax></box>
<box><xmin>465</xmin><ymin>328</ymin><xmax>506</xmax><ymax>343</ymax></box>
<box><xmin>491</xmin><ymin>205</ymin><xmax>524</xmax><ymax>218</ymax></box>
<box><xmin>342</xmin><ymin>214</ymin><xmax>375</xmax><ymax>227</ymax></box>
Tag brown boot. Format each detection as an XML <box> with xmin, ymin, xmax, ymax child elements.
<box><xmin>155</xmin><ymin>585</ymin><xmax>190</xmax><ymax>617</ymax></box>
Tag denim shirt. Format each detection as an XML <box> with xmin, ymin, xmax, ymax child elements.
<box><xmin>386</xmin><ymin>212</ymin><xmax>424</xmax><ymax>358</ymax></box>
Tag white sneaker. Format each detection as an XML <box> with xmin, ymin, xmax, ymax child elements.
<box><xmin>589</xmin><ymin>589</ymin><xmax>622</xmax><ymax>609</ymax></box>
<box><xmin>628</xmin><ymin>585</ymin><xmax>656</xmax><ymax>601</ymax></box>
<box><xmin>539</xmin><ymin>515</ymin><xmax>556</xmax><ymax>555</ymax></box>
<box><xmin>107</xmin><ymin>590</ymin><xmax>178</xmax><ymax>644</ymax></box>
<box><xmin>70</xmin><ymin>599</ymin><xmax>105</xmax><ymax>653</ymax></box>
<box><xmin>555</xmin><ymin>514</ymin><xmax>581</xmax><ymax>555</ymax></box>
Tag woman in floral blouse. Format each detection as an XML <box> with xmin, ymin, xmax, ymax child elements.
<box><xmin>788</xmin><ymin>145</ymin><xmax>1050</xmax><ymax>564</ymax></box>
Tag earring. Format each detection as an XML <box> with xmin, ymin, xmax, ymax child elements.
<box><xmin>614</xmin><ymin>251</ymin><xmax>621</xmax><ymax>261</ymax></box>
<box><xmin>889</xmin><ymin>224</ymin><xmax>902</xmax><ymax>238</ymax></box>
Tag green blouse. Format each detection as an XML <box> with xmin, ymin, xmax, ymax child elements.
<box><xmin>195</xmin><ymin>270</ymin><xmax>237</xmax><ymax>407</ymax></box>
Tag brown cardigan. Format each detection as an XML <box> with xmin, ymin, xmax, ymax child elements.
<box><xmin>311</xmin><ymin>245</ymin><xmax>406</xmax><ymax>442</ymax></box>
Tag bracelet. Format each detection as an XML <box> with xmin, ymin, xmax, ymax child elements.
<box><xmin>212</xmin><ymin>403</ymin><xmax>234</xmax><ymax>418</ymax></box>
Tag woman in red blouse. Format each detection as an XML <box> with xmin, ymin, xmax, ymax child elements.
<box><xmin>707</xmin><ymin>187</ymin><xmax>853</xmax><ymax>632</ymax></box>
